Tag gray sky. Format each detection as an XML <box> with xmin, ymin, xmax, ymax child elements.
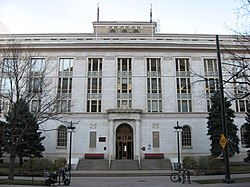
<box><xmin>0</xmin><ymin>0</ymin><xmax>240</xmax><ymax>34</ymax></box>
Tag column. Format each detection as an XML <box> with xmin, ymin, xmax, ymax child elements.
<box><xmin>109</xmin><ymin>120</ymin><xmax>114</xmax><ymax>159</ymax></box>
<box><xmin>135</xmin><ymin>120</ymin><xmax>141</xmax><ymax>159</ymax></box>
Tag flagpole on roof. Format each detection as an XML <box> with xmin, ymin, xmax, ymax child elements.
<box><xmin>150</xmin><ymin>4</ymin><xmax>153</xmax><ymax>38</ymax></box>
<box><xmin>96</xmin><ymin>3</ymin><xmax>99</xmax><ymax>40</ymax></box>
<box><xmin>97</xmin><ymin>3</ymin><xmax>99</xmax><ymax>22</ymax></box>
<box><xmin>150</xmin><ymin>4</ymin><xmax>152</xmax><ymax>23</ymax></box>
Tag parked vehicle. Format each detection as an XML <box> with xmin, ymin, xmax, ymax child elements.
<box><xmin>44</xmin><ymin>168</ymin><xmax>70</xmax><ymax>186</ymax></box>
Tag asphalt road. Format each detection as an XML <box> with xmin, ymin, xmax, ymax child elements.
<box><xmin>1</xmin><ymin>176</ymin><xmax>250</xmax><ymax>187</ymax></box>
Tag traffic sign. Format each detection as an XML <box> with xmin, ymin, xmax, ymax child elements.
<box><xmin>219</xmin><ymin>134</ymin><xmax>227</xmax><ymax>149</ymax></box>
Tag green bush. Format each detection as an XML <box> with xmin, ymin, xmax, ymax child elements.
<box><xmin>53</xmin><ymin>157</ymin><xmax>67</xmax><ymax>169</ymax></box>
<box><xmin>183</xmin><ymin>156</ymin><xmax>198</xmax><ymax>169</ymax></box>
<box><xmin>183</xmin><ymin>156</ymin><xmax>223</xmax><ymax>171</ymax></box>
<box><xmin>197</xmin><ymin>156</ymin><xmax>223</xmax><ymax>171</ymax></box>
<box><xmin>22</xmin><ymin>158</ymin><xmax>54</xmax><ymax>172</ymax></box>
<box><xmin>22</xmin><ymin>157</ymin><xmax>67</xmax><ymax>172</ymax></box>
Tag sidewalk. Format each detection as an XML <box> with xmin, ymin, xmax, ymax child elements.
<box><xmin>0</xmin><ymin>171</ymin><xmax>249</xmax><ymax>187</ymax></box>
<box><xmin>1</xmin><ymin>169</ymin><xmax>249</xmax><ymax>179</ymax></box>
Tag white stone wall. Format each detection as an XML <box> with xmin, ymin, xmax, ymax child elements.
<box><xmin>0</xmin><ymin>33</ymin><xmax>248</xmax><ymax>163</ymax></box>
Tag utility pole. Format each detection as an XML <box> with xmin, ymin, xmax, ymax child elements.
<box><xmin>216</xmin><ymin>35</ymin><xmax>232</xmax><ymax>182</ymax></box>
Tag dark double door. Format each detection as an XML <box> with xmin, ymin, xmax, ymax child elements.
<box><xmin>116</xmin><ymin>124</ymin><xmax>133</xmax><ymax>159</ymax></box>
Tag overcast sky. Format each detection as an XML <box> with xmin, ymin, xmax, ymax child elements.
<box><xmin>0</xmin><ymin>0</ymin><xmax>240</xmax><ymax>34</ymax></box>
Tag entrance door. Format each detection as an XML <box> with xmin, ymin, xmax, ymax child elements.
<box><xmin>116</xmin><ymin>124</ymin><xmax>133</xmax><ymax>159</ymax></box>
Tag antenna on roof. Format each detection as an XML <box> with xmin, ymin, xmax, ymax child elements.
<box><xmin>150</xmin><ymin>4</ymin><xmax>152</xmax><ymax>23</ymax></box>
<box><xmin>97</xmin><ymin>3</ymin><xmax>100</xmax><ymax>22</ymax></box>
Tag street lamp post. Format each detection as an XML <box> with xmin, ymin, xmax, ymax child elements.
<box><xmin>67</xmin><ymin>122</ymin><xmax>75</xmax><ymax>171</ymax></box>
<box><xmin>174</xmin><ymin>121</ymin><xmax>182</xmax><ymax>170</ymax></box>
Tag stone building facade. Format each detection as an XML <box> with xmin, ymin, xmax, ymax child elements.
<box><xmin>0</xmin><ymin>21</ymin><xmax>248</xmax><ymax>164</ymax></box>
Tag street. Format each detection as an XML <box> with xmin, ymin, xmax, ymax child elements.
<box><xmin>1</xmin><ymin>176</ymin><xmax>250</xmax><ymax>187</ymax></box>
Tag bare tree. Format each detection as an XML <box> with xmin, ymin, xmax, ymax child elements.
<box><xmin>0</xmin><ymin>41</ymin><xmax>70</xmax><ymax>180</ymax></box>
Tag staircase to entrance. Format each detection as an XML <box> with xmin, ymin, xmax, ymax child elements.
<box><xmin>76</xmin><ymin>159</ymin><xmax>172</xmax><ymax>170</ymax></box>
<box><xmin>110</xmin><ymin>160</ymin><xmax>139</xmax><ymax>170</ymax></box>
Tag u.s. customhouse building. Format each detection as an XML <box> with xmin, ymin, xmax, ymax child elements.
<box><xmin>0</xmin><ymin>21</ymin><xmax>248</xmax><ymax>168</ymax></box>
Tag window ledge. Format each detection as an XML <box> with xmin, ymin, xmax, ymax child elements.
<box><xmin>56</xmin><ymin>146</ymin><xmax>67</xmax><ymax>149</ymax></box>
<box><xmin>182</xmin><ymin>146</ymin><xmax>193</xmax><ymax>149</ymax></box>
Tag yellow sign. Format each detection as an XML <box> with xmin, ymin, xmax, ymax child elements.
<box><xmin>219</xmin><ymin>134</ymin><xmax>227</xmax><ymax>149</ymax></box>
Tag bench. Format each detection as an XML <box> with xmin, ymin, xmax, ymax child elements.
<box><xmin>84</xmin><ymin>153</ymin><xmax>104</xmax><ymax>159</ymax></box>
<box><xmin>144</xmin><ymin>153</ymin><xmax>164</xmax><ymax>159</ymax></box>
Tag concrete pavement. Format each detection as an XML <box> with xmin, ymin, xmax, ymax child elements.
<box><xmin>0</xmin><ymin>171</ymin><xmax>249</xmax><ymax>186</ymax></box>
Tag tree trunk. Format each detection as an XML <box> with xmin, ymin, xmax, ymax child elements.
<box><xmin>8</xmin><ymin>155</ymin><xmax>15</xmax><ymax>180</ymax></box>
<box><xmin>19</xmin><ymin>156</ymin><xmax>23</xmax><ymax>167</ymax></box>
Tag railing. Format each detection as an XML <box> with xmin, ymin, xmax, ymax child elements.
<box><xmin>138</xmin><ymin>155</ymin><xmax>141</xmax><ymax>169</ymax></box>
<box><xmin>108</xmin><ymin>154</ymin><xmax>112</xmax><ymax>169</ymax></box>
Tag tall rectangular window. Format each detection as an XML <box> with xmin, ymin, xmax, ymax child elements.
<box><xmin>204</xmin><ymin>59</ymin><xmax>218</xmax><ymax>111</ymax></box>
<box><xmin>153</xmin><ymin>131</ymin><xmax>160</xmax><ymax>148</ymax></box>
<box><xmin>57</xmin><ymin>58</ymin><xmax>73</xmax><ymax>112</ymax></box>
<box><xmin>232</xmin><ymin>60</ymin><xmax>249</xmax><ymax>112</ymax></box>
<box><xmin>0</xmin><ymin>59</ymin><xmax>14</xmax><ymax>114</ymax></box>
<box><xmin>117</xmin><ymin>58</ymin><xmax>132</xmax><ymax>108</ymax></box>
<box><xmin>87</xmin><ymin>58</ymin><xmax>102</xmax><ymax>112</ymax></box>
<box><xmin>89</xmin><ymin>132</ymin><xmax>97</xmax><ymax>148</ymax></box>
<box><xmin>147</xmin><ymin>58</ymin><xmax>162</xmax><ymax>112</ymax></box>
<box><xmin>176</xmin><ymin>58</ymin><xmax>192</xmax><ymax>112</ymax></box>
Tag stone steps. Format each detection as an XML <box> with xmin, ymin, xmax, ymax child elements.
<box><xmin>76</xmin><ymin>159</ymin><xmax>109</xmax><ymax>170</ymax></box>
<box><xmin>76</xmin><ymin>159</ymin><xmax>172</xmax><ymax>170</ymax></box>
<box><xmin>110</xmin><ymin>160</ymin><xmax>139</xmax><ymax>170</ymax></box>
<box><xmin>140</xmin><ymin>159</ymin><xmax>172</xmax><ymax>170</ymax></box>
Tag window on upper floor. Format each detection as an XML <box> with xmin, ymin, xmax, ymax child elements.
<box><xmin>57</xmin><ymin>58</ymin><xmax>73</xmax><ymax>113</ymax></box>
<box><xmin>87</xmin><ymin>58</ymin><xmax>102</xmax><ymax>113</ymax></box>
<box><xmin>204</xmin><ymin>59</ymin><xmax>218</xmax><ymax>111</ymax></box>
<box><xmin>176</xmin><ymin>58</ymin><xmax>192</xmax><ymax>112</ymax></box>
<box><xmin>117</xmin><ymin>58</ymin><xmax>132</xmax><ymax>108</ymax></box>
<box><xmin>147</xmin><ymin>58</ymin><xmax>162</xmax><ymax>112</ymax></box>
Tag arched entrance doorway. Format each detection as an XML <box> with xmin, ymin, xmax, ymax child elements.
<box><xmin>116</xmin><ymin>124</ymin><xmax>133</xmax><ymax>159</ymax></box>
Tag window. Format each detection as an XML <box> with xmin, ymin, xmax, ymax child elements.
<box><xmin>176</xmin><ymin>58</ymin><xmax>192</xmax><ymax>112</ymax></box>
<box><xmin>117</xmin><ymin>58</ymin><xmax>132</xmax><ymax>108</ymax></box>
<box><xmin>0</xmin><ymin>77</ymin><xmax>11</xmax><ymax>94</ymax></box>
<box><xmin>57</xmin><ymin>125</ymin><xmax>67</xmax><ymax>147</ymax></box>
<box><xmin>205</xmin><ymin>78</ymin><xmax>218</xmax><ymax>94</ymax></box>
<box><xmin>87</xmin><ymin>58</ymin><xmax>102</xmax><ymax>112</ymax></box>
<box><xmin>153</xmin><ymin>131</ymin><xmax>160</xmax><ymax>148</ymax></box>
<box><xmin>182</xmin><ymin>125</ymin><xmax>192</xmax><ymax>147</ymax></box>
<box><xmin>236</xmin><ymin>100</ymin><xmax>248</xmax><ymax>112</ymax></box>
<box><xmin>241</xmin><ymin>125</ymin><xmax>246</xmax><ymax>146</ymax></box>
<box><xmin>59</xmin><ymin>58</ymin><xmax>73</xmax><ymax>73</ymax></box>
<box><xmin>204</xmin><ymin>59</ymin><xmax>217</xmax><ymax>74</ymax></box>
<box><xmin>89</xmin><ymin>132</ymin><xmax>97</xmax><ymax>148</ymax></box>
<box><xmin>147</xmin><ymin>58</ymin><xmax>162</xmax><ymax>112</ymax></box>
<box><xmin>29</xmin><ymin>77</ymin><xmax>43</xmax><ymax>93</ymax></box>
<box><xmin>0</xmin><ymin>99</ymin><xmax>9</xmax><ymax>113</ymax></box>
<box><xmin>176</xmin><ymin>58</ymin><xmax>189</xmax><ymax>72</ymax></box>
<box><xmin>31</xmin><ymin>58</ymin><xmax>45</xmax><ymax>72</ymax></box>
<box><xmin>203</xmin><ymin>59</ymin><xmax>218</xmax><ymax>111</ymax></box>
<box><xmin>57</xmin><ymin>58</ymin><xmax>73</xmax><ymax>112</ymax></box>
<box><xmin>87</xmin><ymin>100</ymin><xmax>101</xmax><ymax>112</ymax></box>
<box><xmin>31</xmin><ymin>100</ymin><xmax>40</xmax><ymax>112</ymax></box>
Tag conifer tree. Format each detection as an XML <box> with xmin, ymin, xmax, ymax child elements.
<box><xmin>207</xmin><ymin>91</ymin><xmax>240</xmax><ymax>157</ymax></box>
<box><xmin>0</xmin><ymin>121</ymin><xmax>5</xmax><ymax>158</ymax></box>
<box><xmin>3</xmin><ymin>99</ymin><xmax>45</xmax><ymax>178</ymax></box>
<box><xmin>244</xmin><ymin>104</ymin><xmax>250</xmax><ymax>160</ymax></box>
